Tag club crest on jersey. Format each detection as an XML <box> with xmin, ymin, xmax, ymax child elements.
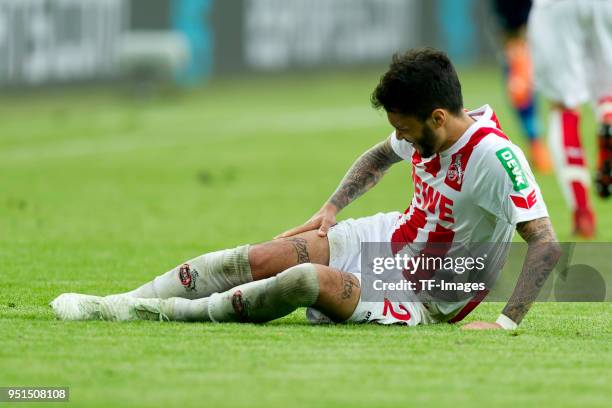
<box><xmin>445</xmin><ymin>152</ymin><xmax>466</xmax><ymax>191</ymax></box>
<box><xmin>178</xmin><ymin>263</ymin><xmax>199</xmax><ymax>292</ymax></box>
<box><xmin>446</xmin><ymin>154</ymin><xmax>464</xmax><ymax>184</ymax></box>
<box><xmin>496</xmin><ymin>147</ymin><xmax>529</xmax><ymax>191</ymax></box>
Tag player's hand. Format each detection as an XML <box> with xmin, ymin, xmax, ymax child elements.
<box><xmin>275</xmin><ymin>203</ymin><xmax>338</xmax><ymax>239</ymax></box>
<box><xmin>461</xmin><ymin>321</ymin><xmax>503</xmax><ymax>330</ymax></box>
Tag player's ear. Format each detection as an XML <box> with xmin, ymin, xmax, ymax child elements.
<box><xmin>430</xmin><ymin>109</ymin><xmax>446</xmax><ymax>128</ymax></box>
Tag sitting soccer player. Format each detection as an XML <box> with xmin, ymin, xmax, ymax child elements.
<box><xmin>51</xmin><ymin>48</ymin><xmax>561</xmax><ymax>330</ymax></box>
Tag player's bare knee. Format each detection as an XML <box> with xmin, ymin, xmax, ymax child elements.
<box><xmin>248</xmin><ymin>238</ymin><xmax>310</xmax><ymax>272</ymax></box>
<box><xmin>316</xmin><ymin>268</ymin><xmax>354</xmax><ymax>289</ymax></box>
<box><xmin>247</xmin><ymin>244</ymin><xmax>272</xmax><ymax>272</ymax></box>
<box><xmin>249</xmin><ymin>233</ymin><xmax>329</xmax><ymax>281</ymax></box>
<box><xmin>314</xmin><ymin>269</ymin><xmax>360</xmax><ymax>322</ymax></box>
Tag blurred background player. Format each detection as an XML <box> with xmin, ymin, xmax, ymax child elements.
<box><xmin>528</xmin><ymin>0</ymin><xmax>612</xmax><ymax>238</ymax></box>
<box><xmin>491</xmin><ymin>0</ymin><xmax>552</xmax><ymax>174</ymax></box>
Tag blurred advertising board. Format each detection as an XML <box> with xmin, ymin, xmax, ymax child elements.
<box><xmin>0</xmin><ymin>0</ymin><xmax>475</xmax><ymax>87</ymax></box>
<box><xmin>0</xmin><ymin>0</ymin><xmax>127</xmax><ymax>86</ymax></box>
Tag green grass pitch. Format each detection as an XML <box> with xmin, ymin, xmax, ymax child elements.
<box><xmin>1</xmin><ymin>66</ymin><xmax>611</xmax><ymax>407</ymax></box>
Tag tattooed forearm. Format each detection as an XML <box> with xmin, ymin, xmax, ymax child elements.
<box><xmin>288</xmin><ymin>237</ymin><xmax>310</xmax><ymax>264</ymax></box>
<box><xmin>501</xmin><ymin>217</ymin><xmax>562</xmax><ymax>324</ymax></box>
<box><xmin>328</xmin><ymin>137</ymin><xmax>402</xmax><ymax>211</ymax></box>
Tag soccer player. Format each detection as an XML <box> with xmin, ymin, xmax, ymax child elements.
<box><xmin>491</xmin><ymin>0</ymin><xmax>552</xmax><ymax>173</ymax></box>
<box><xmin>51</xmin><ymin>48</ymin><xmax>561</xmax><ymax>330</ymax></box>
<box><xmin>528</xmin><ymin>0</ymin><xmax>612</xmax><ymax>238</ymax></box>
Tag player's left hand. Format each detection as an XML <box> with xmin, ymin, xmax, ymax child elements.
<box><xmin>461</xmin><ymin>321</ymin><xmax>503</xmax><ymax>330</ymax></box>
<box><xmin>274</xmin><ymin>203</ymin><xmax>338</xmax><ymax>239</ymax></box>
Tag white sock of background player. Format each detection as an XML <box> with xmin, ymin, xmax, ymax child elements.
<box><xmin>547</xmin><ymin>108</ymin><xmax>593</xmax><ymax>215</ymax></box>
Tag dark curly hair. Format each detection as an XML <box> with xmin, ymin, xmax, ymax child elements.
<box><xmin>371</xmin><ymin>48</ymin><xmax>464</xmax><ymax>120</ymax></box>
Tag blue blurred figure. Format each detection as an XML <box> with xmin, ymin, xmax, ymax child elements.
<box><xmin>171</xmin><ymin>0</ymin><xmax>213</xmax><ymax>85</ymax></box>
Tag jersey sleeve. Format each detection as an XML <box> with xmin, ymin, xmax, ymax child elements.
<box><xmin>471</xmin><ymin>142</ymin><xmax>549</xmax><ymax>225</ymax></box>
<box><xmin>389</xmin><ymin>131</ymin><xmax>414</xmax><ymax>161</ymax></box>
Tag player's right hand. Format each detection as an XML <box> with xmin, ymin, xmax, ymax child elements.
<box><xmin>275</xmin><ymin>203</ymin><xmax>338</xmax><ymax>239</ymax></box>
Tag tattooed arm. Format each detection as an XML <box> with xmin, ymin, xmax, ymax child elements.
<box><xmin>463</xmin><ymin>217</ymin><xmax>562</xmax><ymax>330</ymax></box>
<box><xmin>276</xmin><ymin>136</ymin><xmax>403</xmax><ymax>238</ymax></box>
<box><xmin>500</xmin><ymin>217</ymin><xmax>562</xmax><ymax>325</ymax></box>
<box><xmin>327</xmin><ymin>136</ymin><xmax>403</xmax><ymax>211</ymax></box>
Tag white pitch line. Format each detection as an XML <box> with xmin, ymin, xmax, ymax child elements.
<box><xmin>0</xmin><ymin>106</ymin><xmax>385</xmax><ymax>163</ymax></box>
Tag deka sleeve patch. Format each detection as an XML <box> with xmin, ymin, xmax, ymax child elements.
<box><xmin>495</xmin><ymin>147</ymin><xmax>529</xmax><ymax>191</ymax></box>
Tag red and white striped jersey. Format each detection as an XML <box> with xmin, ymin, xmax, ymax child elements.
<box><xmin>389</xmin><ymin>105</ymin><xmax>548</xmax><ymax>247</ymax></box>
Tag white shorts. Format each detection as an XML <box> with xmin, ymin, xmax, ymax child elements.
<box><xmin>528</xmin><ymin>0</ymin><xmax>612</xmax><ymax>108</ymax></box>
<box><xmin>307</xmin><ymin>211</ymin><xmax>437</xmax><ymax>326</ymax></box>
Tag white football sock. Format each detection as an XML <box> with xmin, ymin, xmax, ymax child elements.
<box><xmin>125</xmin><ymin>245</ymin><xmax>252</xmax><ymax>300</ymax></box>
<box><xmin>164</xmin><ymin>263</ymin><xmax>320</xmax><ymax>323</ymax></box>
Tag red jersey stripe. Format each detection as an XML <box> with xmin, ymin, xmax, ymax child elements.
<box><xmin>391</xmin><ymin>208</ymin><xmax>427</xmax><ymax>254</ymax></box>
<box><xmin>444</xmin><ymin>126</ymin><xmax>509</xmax><ymax>192</ymax></box>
